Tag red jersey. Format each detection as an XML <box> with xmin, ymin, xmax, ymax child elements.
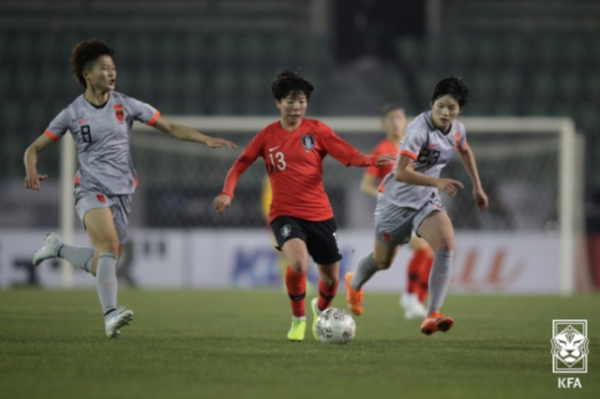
<box><xmin>221</xmin><ymin>118</ymin><xmax>378</xmax><ymax>222</ymax></box>
<box><xmin>365</xmin><ymin>139</ymin><xmax>398</xmax><ymax>181</ymax></box>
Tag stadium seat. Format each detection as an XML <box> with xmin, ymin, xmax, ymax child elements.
<box><xmin>501</xmin><ymin>35</ymin><xmax>528</xmax><ymax>68</ymax></box>
<box><xmin>530</xmin><ymin>71</ymin><xmax>554</xmax><ymax>101</ymax></box>
<box><xmin>296</xmin><ymin>37</ymin><xmax>328</xmax><ymax>68</ymax></box>
<box><xmin>239</xmin><ymin>34</ymin><xmax>268</xmax><ymax>66</ymax></box>
<box><xmin>422</xmin><ymin>38</ymin><xmax>445</xmax><ymax>67</ymax></box>
<box><xmin>584</xmin><ymin>73</ymin><xmax>600</xmax><ymax>102</ymax></box>
<box><xmin>395</xmin><ymin>38</ymin><xmax>421</xmax><ymax>69</ymax></box>
<box><xmin>445</xmin><ymin>37</ymin><xmax>471</xmax><ymax>68</ymax></box>
<box><xmin>557</xmin><ymin>73</ymin><xmax>582</xmax><ymax>101</ymax></box>
<box><xmin>211</xmin><ymin>33</ymin><xmax>238</xmax><ymax>65</ymax></box>
<box><xmin>577</xmin><ymin>105</ymin><xmax>597</xmax><ymax>131</ymax></box>
<box><xmin>213</xmin><ymin>69</ymin><xmax>237</xmax><ymax>96</ymax></box>
<box><xmin>472</xmin><ymin>37</ymin><xmax>498</xmax><ymax>68</ymax></box>
<box><xmin>269</xmin><ymin>34</ymin><xmax>295</xmax><ymax>67</ymax></box>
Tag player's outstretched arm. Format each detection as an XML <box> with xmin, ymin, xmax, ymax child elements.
<box><xmin>213</xmin><ymin>131</ymin><xmax>265</xmax><ymax>215</ymax></box>
<box><xmin>152</xmin><ymin>116</ymin><xmax>236</xmax><ymax>149</ymax></box>
<box><xmin>394</xmin><ymin>154</ymin><xmax>464</xmax><ymax>197</ymax></box>
<box><xmin>23</xmin><ymin>133</ymin><xmax>56</xmax><ymax>191</ymax></box>
<box><xmin>458</xmin><ymin>147</ymin><xmax>488</xmax><ymax>211</ymax></box>
<box><xmin>322</xmin><ymin>128</ymin><xmax>395</xmax><ymax>167</ymax></box>
<box><xmin>359</xmin><ymin>174</ymin><xmax>380</xmax><ymax>197</ymax></box>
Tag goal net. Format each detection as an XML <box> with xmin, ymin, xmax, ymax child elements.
<box><xmin>58</xmin><ymin>116</ymin><xmax>580</xmax><ymax>294</ymax></box>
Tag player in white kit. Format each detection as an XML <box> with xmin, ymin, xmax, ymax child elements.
<box><xmin>24</xmin><ymin>39</ymin><xmax>235</xmax><ymax>338</ymax></box>
<box><xmin>345</xmin><ymin>76</ymin><xmax>489</xmax><ymax>335</ymax></box>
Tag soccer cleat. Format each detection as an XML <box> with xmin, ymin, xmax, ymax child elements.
<box><xmin>33</xmin><ymin>232</ymin><xmax>63</xmax><ymax>266</ymax></box>
<box><xmin>287</xmin><ymin>318</ymin><xmax>306</xmax><ymax>342</ymax></box>
<box><xmin>344</xmin><ymin>272</ymin><xmax>364</xmax><ymax>316</ymax></box>
<box><xmin>401</xmin><ymin>293</ymin><xmax>428</xmax><ymax>320</ymax></box>
<box><xmin>105</xmin><ymin>306</ymin><xmax>134</xmax><ymax>338</ymax></box>
<box><xmin>420</xmin><ymin>311</ymin><xmax>454</xmax><ymax>335</ymax></box>
<box><xmin>310</xmin><ymin>297</ymin><xmax>321</xmax><ymax>341</ymax></box>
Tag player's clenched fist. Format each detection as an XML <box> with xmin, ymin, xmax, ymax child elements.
<box><xmin>213</xmin><ymin>194</ymin><xmax>231</xmax><ymax>215</ymax></box>
<box><xmin>376</xmin><ymin>153</ymin><xmax>396</xmax><ymax>166</ymax></box>
<box><xmin>435</xmin><ymin>178</ymin><xmax>464</xmax><ymax>197</ymax></box>
<box><xmin>24</xmin><ymin>172</ymin><xmax>48</xmax><ymax>191</ymax></box>
<box><xmin>473</xmin><ymin>187</ymin><xmax>488</xmax><ymax>211</ymax></box>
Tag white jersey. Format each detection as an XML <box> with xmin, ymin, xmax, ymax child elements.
<box><xmin>45</xmin><ymin>91</ymin><xmax>159</xmax><ymax>195</ymax></box>
<box><xmin>381</xmin><ymin>111</ymin><xmax>468</xmax><ymax>209</ymax></box>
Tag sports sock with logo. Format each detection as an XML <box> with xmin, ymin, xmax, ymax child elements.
<box><xmin>58</xmin><ymin>244</ymin><xmax>95</xmax><ymax>273</ymax></box>
<box><xmin>317</xmin><ymin>279</ymin><xmax>338</xmax><ymax>311</ymax></box>
<box><xmin>96</xmin><ymin>252</ymin><xmax>119</xmax><ymax>320</ymax></box>
<box><xmin>285</xmin><ymin>266</ymin><xmax>306</xmax><ymax>318</ymax></box>
<box><xmin>427</xmin><ymin>249</ymin><xmax>453</xmax><ymax>315</ymax></box>
<box><xmin>350</xmin><ymin>253</ymin><xmax>379</xmax><ymax>291</ymax></box>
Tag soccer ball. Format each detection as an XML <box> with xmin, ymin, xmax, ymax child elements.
<box><xmin>315</xmin><ymin>307</ymin><xmax>356</xmax><ymax>344</ymax></box>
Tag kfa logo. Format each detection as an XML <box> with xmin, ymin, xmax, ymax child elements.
<box><xmin>281</xmin><ymin>225</ymin><xmax>292</xmax><ymax>238</ymax></box>
<box><xmin>301</xmin><ymin>134</ymin><xmax>315</xmax><ymax>151</ymax></box>
<box><xmin>558</xmin><ymin>378</ymin><xmax>582</xmax><ymax>389</ymax></box>
<box><xmin>551</xmin><ymin>319</ymin><xmax>589</xmax><ymax>373</ymax></box>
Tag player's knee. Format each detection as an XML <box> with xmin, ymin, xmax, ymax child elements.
<box><xmin>321</xmin><ymin>274</ymin><xmax>339</xmax><ymax>286</ymax></box>
<box><xmin>96</xmin><ymin>237</ymin><xmax>120</xmax><ymax>256</ymax></box>
<box><xmin>374</xmin><ymin>257</ymin><xmax>393</xmax><ymax>270</ymax></box>
<box><xmin>288</xmin><ymin>256</ymin><xmax>308</xmax><ymax>273</ymax></box>
<box><xmin>435</xmin><ymin>235</ymin><xmax>454</xmax><ymax>251</ymax></box>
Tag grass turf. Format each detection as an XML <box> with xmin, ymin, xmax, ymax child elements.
<box><xmin>0</xmin><ymin>290</ymin><xmax>598</xmax><ymax>399</ymax></box>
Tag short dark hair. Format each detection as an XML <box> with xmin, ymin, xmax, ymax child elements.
<box><xmin>271</xmin><ymin>70</ymin><xmax>314</xmax><ymax>101</ymax></box>
<box><xmin>431</xmin><ymin>76</ymin><xmax>469</xmax><ymax>108</ymax></box>
<box><xmin>380</xmin><ymin>102</ymin><xmax>405</xmax><ymax>118</ymax></box>
<box><xmin>70</xmin><ymin>39</ymin><xmax>115</xmax><ymax>88</ymax></box>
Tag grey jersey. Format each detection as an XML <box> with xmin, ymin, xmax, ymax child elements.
<box><xmin>381</xmin><ymin>111</ymin><xmax>468</xmax><ymax>209</ymax></box>
<box><xmin>45</xmin><ymin>91</ymin><xmax>159</xmax><ymax>195</ymax></box>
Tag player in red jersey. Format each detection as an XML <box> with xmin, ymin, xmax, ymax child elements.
<box><xmin>213</xmin><ymin>70</ymin><xmax>394</xmax><ymax>341</ymax></box>
<box><xmin>359</xmin><ymin>103</ymin><xmax>433</xmax><ymax>319</ymax></box>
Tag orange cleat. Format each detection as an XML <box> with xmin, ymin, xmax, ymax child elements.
<box><xmin>344</xmin><ymin>272</ymin><xmax>364</xmax><ymax>316</ymax></box>
<box><xmin>420</xmin><ymin>311</ymin><xmax>454</xmax><ymax>335</ymax></box>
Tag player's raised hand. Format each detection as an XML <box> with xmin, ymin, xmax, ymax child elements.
<box><xmin>376</xmin><ymin>153</ymin><xmax>396</xmax><ymax>166</ymax></box>
<box><xmin>473</xmin><ymin>187</ymin><xmax>489</xmax><ymax>211</ymax></box>
<box><xmin>206</xmin><ymin>137</ymin><xmax>237</xmax><ymax>149</ymax></box>
<box><xmin>24</xmin><ymin>172</ymin><xmax>48</xmax><ymax>191</ymax></box>
<box><xmin>213</xmin><ymin>194</ymin><xmax>232</xmax><ymax>215</ymax></box>
<box><xmin>435</xmin><ymin>178</ymin><xmax>464</xmax><ymax>197</ymax></box>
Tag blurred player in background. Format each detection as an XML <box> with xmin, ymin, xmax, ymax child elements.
<box><xmin>360</xmin><ymin>103</ymin><xmax>433</xmax><ymax>319</ymax></box>
<box><xmin>24</xmin><ymin>39</ymin><xmax>235</xmax><ymax>338</ymax></box>
<box><xmin>214</xmin><ymin>70</ymin><xmax>394</xmax><ymax>342</ymax></box>
<box><xmin>346</xmin><ymin>76</ymin><xmax>488</xmax><ymax>335</ymax></box>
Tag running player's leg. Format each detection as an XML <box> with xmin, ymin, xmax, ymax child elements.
<box><xmin>303</xmin><ymin>218</ymin><xmax>342</xmax><ymax>339</ymax></box>
<box><xmin>85</xmin><ymin>196</ymin><xmax>134</xmax><ymax>338</ymax></box>
<box><xmin>409</xmin><ymin>236</ymin><xmax>434</xmax><ymax>304</ymax></box>
<box><xmin>271</xmin><ymin>216</ymin><xmax>310</xmax><ymax>341</ymax></box>
<box><xmin>280</xmin><ymin>238</ymin><xmax>309</xmax><ymax>341</ymax></box>
<box><xmin>401</xmin><ymin>236</ymin><xmax>431</xmax><ymax>319</ymax></box>
<box><xmin>32</xmin><ymin>232</ymin><xmax>95</xmax><ymax>272</ymax></box>
<box><xmin>346</xmin><ymin>237</ymin><xmax>399</xmax><ymax>316</ymax></box>
<box><xmin>315</xmin><ymin>261</ymin><xmax>339</xmax><ymax>311</ymax></box>
<box><xmin>416</xmin><ymin>210</ymin><xmax>455</xmax><ymax>335</ymax></box>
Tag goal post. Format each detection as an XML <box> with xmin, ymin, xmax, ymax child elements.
<box><xmin>60</xmin><ymin>116</ymin><xmax>581</xmax><ymax>294</ymax></box>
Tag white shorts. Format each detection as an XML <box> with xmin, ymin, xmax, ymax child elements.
<box><xmin>374</xmin><ymin>194</ymin><xmax>444</xmax><ymax>247</ymax></box>
<box><xmin>74</xmin><ymin>185</ymin><xmax>132</xmax><ymax>245</ymax></box>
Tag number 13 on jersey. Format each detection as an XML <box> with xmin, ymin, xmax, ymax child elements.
<box><xmin>269</xmin><ymin>152</ymin><xmax>286</xmax><ymax>171</ymax></box>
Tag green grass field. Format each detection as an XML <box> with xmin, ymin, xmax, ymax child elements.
<box><xmin>1</xmin><ymin>290</ymin><xmax>598</xmax><ymax>399</ymax></box>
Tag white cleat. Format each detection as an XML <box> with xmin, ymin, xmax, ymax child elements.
<box><xmin>401</xmin><ymin>293</ymin><xmax>428</xmax><ymax>319</ymax></box>
<box><xmin>105</xmin><ymin>306</ymin><xmax>134</xmax><ymax>338</ymax></box>
<box><xmin>32</xmin><ymin>232</ymin><xmax>63</xmax><ymax>266</ymax></box>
